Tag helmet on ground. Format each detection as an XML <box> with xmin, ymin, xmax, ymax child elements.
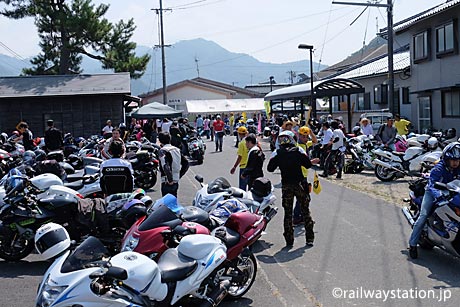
<box><xmin>23</xmin><ymin>150</ymin><xmax>36</xmax><ymax>166</ymax></box>
<box><xmin>442</xmin><ymin>142</ymin><xmax>460</xmax><ymax>162</ymax></box>
<box><xmin>278</xmin><ymin>131</ymin><xmax>296</xmax><ymax>146</ymax></box>
<box><xmin>298</xmin><ymin>126</ymin><xmax>311</xmax><ymax>136</ymax></box>
<box><xmin>426</xmin><ymin>137</ymin><xmax>439</xmax><ymax>150</ymax></box>
<box><xmin>35</xmin><ymin>223</ymin><xmax>70</xmax><ymax>260</ymax></box>
<box><xmin>446</xmin><ymin>128</ymin><xmax>457</xmax><ymax>139</ymax></box>
<box><xmin>237</xmin><ymin>126</ymin><xmax>248</xmax><ymax>134</ymax></box>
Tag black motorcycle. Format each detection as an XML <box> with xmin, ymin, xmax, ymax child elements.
<box><xmin>127</xmin><ymin>146</ymin><xmax>159</xmax><ymax>190</ymax></box>
<box><xmin>0</xmin><ymin>175</ymin><xmax>146</xmax><ymax>261</ymax></box>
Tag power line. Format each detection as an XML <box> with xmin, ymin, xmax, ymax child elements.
<box><xmin>0</xmin><ymin>40</ymin><xmax>29</xmax><ymax>64</ymax></box>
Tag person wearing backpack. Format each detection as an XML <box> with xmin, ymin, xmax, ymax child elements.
<box><xmin>158</xmin><ymin>131</ymin><xmax>182</xmax><ymax>197</ymax></box>
<box><xmin>375</xmin><ymin>117</ymin><xmax>397</xmax><ymax>151</ymax></box>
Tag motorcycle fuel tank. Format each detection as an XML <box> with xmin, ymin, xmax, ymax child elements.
<box><xmin>30</xmin><ymin>173</ymin><xmax>63</xmax><ymax>191</ymax></box>
<box><xmin>110</xmin><ymin>251</ymin><xmax>167</xmax><ymax>300</ymax></box>
<box><xmin>403</xmin><ymin>147</ymin><xmax>424</xmax><ymax>161</ymax></box>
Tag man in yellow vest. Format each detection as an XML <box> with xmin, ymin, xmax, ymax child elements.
<box><xmin>230</xmin><ymin>126</ymin><xmax>249</xmax><ymax>190</ymax></box>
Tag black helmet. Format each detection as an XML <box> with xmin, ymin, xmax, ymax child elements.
<box><xmin>35</xmin><ymin>149</ymin><xmax>47</xmax><ymax>162</ymax></box>
<box><xmin>446</xmin><ymin>128</ymin><xmax>457</xmax><ymax>139</ymax></box>
<box><xmin>441</xmin><ymin>142</ymin><xmax>460</xmax><ymax>163</ymax></box>
<box><xmin>352</xmin><ymin>126</ymin><xmax>361</xmax><ymax>136</ymax></box>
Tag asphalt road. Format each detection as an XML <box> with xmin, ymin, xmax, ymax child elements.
<box><xmin>1</xmin><ymin>136</ymin><xmax>459</xmax><ymax>307</ymax></box>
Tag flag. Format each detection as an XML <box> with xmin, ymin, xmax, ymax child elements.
<box><xmin>264</xmin><ymin>100</ymin><xmax>271</xmax><ymax>116</ymax></box>
<box><xmin>313</xmin><ymin>171</ymin><xmax>322</xmax><ymax>195</ymax></box>
<box><xmin>242</xmin><ymin>112</ymin><xmax>247</xmax><ymax>123</ymax></box>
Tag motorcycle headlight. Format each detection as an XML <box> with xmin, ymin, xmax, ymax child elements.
<box><xmin>121</xmin><ymin>235</ymin><xmax>139</xmax><ymax>252</ymax></box>
<box><xmin>36</xmin><ymin>276</ymin><xmax>68</xmax><ymax>307</ymax></box>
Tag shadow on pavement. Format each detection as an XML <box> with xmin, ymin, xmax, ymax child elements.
<box><xmin>257</xmin><ymin>245</ymin><xmax>307</xmax><ymax>264</ymax></box>
<box><xmin>0</xmin><ymin>260</ymin><xmax>49</xmax><ymax>278</ymax></box>
<box><xmin>221</xmin><ymin>297</ymin><xmax>254</xmax><ymax>306</ymax></box>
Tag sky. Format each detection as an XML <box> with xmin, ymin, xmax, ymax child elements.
<box><xmin>0</xmin><ymin>0</ymin><xmax>449</xmax><ymax>67</ymax></box>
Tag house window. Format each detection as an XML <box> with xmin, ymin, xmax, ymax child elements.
<box><xmin>373</xmin><ymin>85</ymin><xmax>387</xmax><ymax>104</ymax></box>
<box><xmin>413</xmin><ymin>30</ymin><xmax>430</xmax><ymax>62</ymax></box>
<box><xmin>402</xmin><ymin>87</ymin><xmax>411</xmax><ymax>104</ymax></box>
<box><xmin>442</xmin><ymin>90</ymin><xmax>460</xmax><ymax>117</ymax></box>
<box><xmin>358</xmin><ymin>92</ymin><xmax>371</xmax><ymax>110</ymax></box>
<box><xmin>436</xmin><ymin>21</ymin><xmax>456</xmax><ymax>56</ymax></box>
<box><xmin>418</xmin><ymin>97</ymin><xmax>432</xmax><ymax>133</ymax></box>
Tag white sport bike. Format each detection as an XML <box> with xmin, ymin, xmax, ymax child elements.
<box><xmin>193</xmin><ymin>175</ymin><xmax>278</xmax><ymax>218</ymax></box>
<box><xmin>372</xmin><ymin>137</ymin><xmax>441</xmax><ymax>182</ymax></box>
<box><xmin>36</xmin><ymin>234</ymin><xmax>231</xmax><ymax>307</ymax></box>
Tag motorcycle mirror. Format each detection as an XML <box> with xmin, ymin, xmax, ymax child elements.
<box><xmin>195</xmin><ymin>175</ymin><xmax>204</xmax><ymax>183</ymax></box>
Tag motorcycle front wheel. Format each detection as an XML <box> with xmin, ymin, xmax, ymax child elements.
<box><xmin>226</xmin><ymin>252</ymin><xmax>257</xmax><ymax>298</ymax></box>
<box><xmin>0</xmin><ymin>232</ymin><xmax>34</xmax><ymax>261</ymax></box>
<box><xmin>374</xmin><ymin>165</ymin><xmax>396</xmax><ymax>182</ymax></box>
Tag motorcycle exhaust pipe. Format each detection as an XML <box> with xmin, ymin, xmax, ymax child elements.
<box><xmin>373</xmin><ymin>159</ymin><xmax>409</xmax><ymax>176</ymax></box>
<box><xmin>401</xmin><ymin>207</ymin><xmax>415</xmax><ymax>227</ymax></box>
<box><xmin>201</xmin><ymin>280</ymin><xmax>231</xmax><ymax>307</ymax></box>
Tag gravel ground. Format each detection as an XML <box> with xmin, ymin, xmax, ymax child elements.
<box><xmin>313</xmin><ymin>166</ymin><xmax>413</xmax><ymax>207</ymax></box>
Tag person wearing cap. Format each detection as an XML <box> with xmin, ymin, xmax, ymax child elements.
<box><xmin>394</xmin><ymin>114</ymin><xmax>411</xmax><ymax>136</ymax></box>
<box><xmin>360</xmin><ymin>117</ymin><xmax>373</xmax><ymax>136</ymax></box>
<box><xmin>213</xmin><ymin>115</ymin><xmax>225</xmax><ymax>152</ymax></box>
<box><xmin>293</xmin><ymin>126</ymin><xmax>318</xmax><ymax>225</ymax></box>
<box><xmin>230</xmin><ymin>126</ymin><xmax>249</xmax><ymax>190</ymax></box>
<box><xmin>44</xmin><ymin>119</ymin><xmax>63</xmax><ymax>151</ymax></box>
<box><xmin>375</xmin><ymin>117</ymin><xmax>397</xmax><ymax>151</ymax></box>
<box><xmin>102</xmin><ymin>120</ymin><xmax>113</xmax><ymax>136</ymax></box>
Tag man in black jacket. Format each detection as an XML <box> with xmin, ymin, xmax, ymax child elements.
<box><xmin>45</xmin><ymin>119</ymin><xmax>63</xmax><ymax>151</ymax></box>
<box><xmin>267</xmin><ymin>131</ymin><xmax>319</xmax><ymax>247</ymax></box>
<box><xmin>241</xmin><ymin>134</ymin><xmax>264</xmax><ymax>189</ymax></box>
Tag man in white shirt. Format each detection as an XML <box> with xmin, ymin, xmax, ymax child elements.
<box><xmin>320</xmin><ymin>121</ymin><xmax>345</xmax><ymax>179</ymax></box>
<box><xmin>102</xmin><ymin>120</ymin><xmax>113</xmax><ymax>137</ymax></box>
<box><xmin>319</xmin><ymin>122</ymin><xmax>333</xmax><ymax>169</ymax></box>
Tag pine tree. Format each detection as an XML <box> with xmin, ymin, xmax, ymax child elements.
<box><xmin>0</xmin><ymin>0</ymin><xmax>150</xmax><ymax>79</ymax></box>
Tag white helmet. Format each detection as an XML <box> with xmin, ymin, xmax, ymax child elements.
<box><xmin>35</xmin><ymin>223</ymin><xmax>70</xmax><ymax>260</ymax></box>
<box><xmin>426</xmin><ymin>137</ymin><xmax>438</xmax><ymax>150</ymax></box>
<box><xmin>140</xmin><ymin>195</ymin><xmax>153</xmax><ymax>207</ymax></box>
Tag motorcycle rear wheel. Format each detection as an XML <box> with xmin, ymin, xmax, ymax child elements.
<box><xmin>0</xmin><ymin>233</ymin><xmax>34</xmax><ymax>261</ymax></box>
<box><xmin>226</xmin><ymin>252</ymin><xmax>257</xmax><ymax>298</ymax></box>
<box><xmin>375</xmin><ymin>165</ymin><xmax>396</xmax><ymax>182</ymax></box>
<box><xmin>135</xmin><ymin>170</ymin><xmax>157</xmax><ymax>190</ymax></box>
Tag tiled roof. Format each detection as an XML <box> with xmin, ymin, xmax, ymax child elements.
<box><xmin>329</xmin><ymin>49</ymin><xmax>410</xmax><ymax>80</ymax></box>
<box><xmin>394</xmin><ymin>0</ymin><xmax>460</xmax><ymax>33</ymax></box>
<box><xmin>0</xmin><ymin>73</ymin><xmax>131</xmax><ymax>98</ymax></box>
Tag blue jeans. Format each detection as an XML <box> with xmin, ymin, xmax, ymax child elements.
<box><xmin>215</xmin><ymin>132</ymin><xmax>224</xmax><ymax>151</ymax></box>
<box><xmin>239</xmin><ymin>168</ymin><xmax>249</xmax><ymax>191</ymax></box>
<box><xmin>409</xmin><ymin>190</ymin><xmax>435</xmax><ymax>247</ymax></box>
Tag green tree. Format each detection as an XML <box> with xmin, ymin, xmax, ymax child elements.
<box><xmin>0</xmin><ymin>0</ymin><xmax>150</xmax><ymax>79</ymax></box>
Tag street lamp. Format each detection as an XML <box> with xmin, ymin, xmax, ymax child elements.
<box><xmin>298</xmin><ymin>44</ymin><xmax>315</xmax><ymax>119</ymax></box>
<box><xmin>269</xmin><ymin>76</ymin><xmax>274</xmax><ymax>92</ymax></box>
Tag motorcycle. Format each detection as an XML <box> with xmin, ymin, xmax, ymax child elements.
<box><xmin>122</xmin><ymin>199</ymin><xmax>263</xmax><ymax>298</ymax></box>
<box><xmin>372</xmin><ymin>137</ymin><xmax>442</xmax><ymax>182</ymax></box>
<box><xmin>36</xmin><ymin>234</ymin><xmax>230</xmax><ymax>307</ymax></box>
<box><xmin>193</xmin><ymin>175</ymin><xmax>278</xmax><ymax>219</ymax></box>
<box><xmin>184</xmin><ymin>131</ymin><xmax>206</xmax><ymax>164</ymax></box>
<box><xmin>344</xmin><ymin>135</ymin><xmax>377</xmax><ymax>173</ymax></box>
<box><xmin>127</xmin><ymin>149</ymin><xmax>159</xmax><ymax>189</ymax></box>
<box><xmin>402</xmin><ymin>179</ymin><xmax>460</xmax><ymax>257</ymax></box>
<box><xmin>0</xmin><ymin>174</ymin><xmax>146</xmax><ymax>261</ymax></box>
<box><xmin>269</xmin><ymin>124</ymin><xmax>280</xmax><ymax>151</ymax></box>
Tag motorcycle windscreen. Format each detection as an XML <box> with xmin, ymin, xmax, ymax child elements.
<box><xmin>61</xmin><ymin>236</ymin><xmax>110</xmax><ymax>273</ymax></box>
<box><xmin>207</xmin><ymin>177</ymin><xmax>232</xmax><ymax>194</ymax></box>
<box><xmin>138</xmin><ymin>204</ymin><xmax>182</xmax><ymax>231</ymax></box>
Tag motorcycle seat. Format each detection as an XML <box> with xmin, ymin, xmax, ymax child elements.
<box><xmin>217</xmin><ymin>226</ymin><xmax>240</xmax><ymax>248</ymax></box>
<box><xmin>66</xmin><ymin>173</ymin><xmax>84</xmax><ymax>182</ymax></box>
<box><xmin>64</xmin><ymin>180</ymin><xmax>84</xmax><ymax>190</ymax></box>
<box><xmin>157</xmin><ymin>248</ymin><xmax>198</xmax><ymax>283</ymax></box>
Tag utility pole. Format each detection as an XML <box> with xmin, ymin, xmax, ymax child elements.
<box><xmin>195</xmin><ymin>56</ymin><xmax>200</xmax><ymax>77</ymax></box>
<box><xmin>333</xmin><ymin>0</ymin><xmax>395</xmax><ymax>114</ymax></box>
<box><xmin>152</xmin><ymin>0</ymin><xmax>171</xmax><ymax>105</ymax></box>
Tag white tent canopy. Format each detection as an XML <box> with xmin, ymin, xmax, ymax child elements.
<box><xmin>186</xmin><ymin>98</ymin><xmax>265</xmax><ymax>114</ymax></box>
